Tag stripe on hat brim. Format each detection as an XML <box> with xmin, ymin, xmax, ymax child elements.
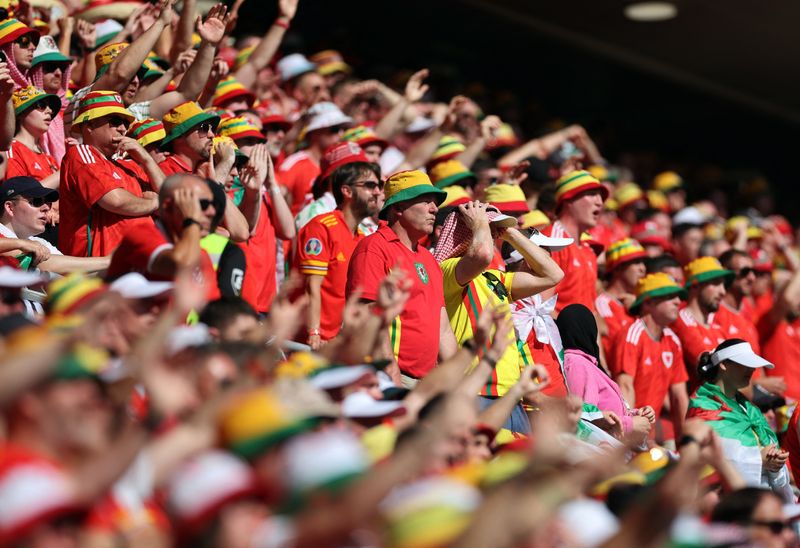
<box><xmin>684</xmin><ymin>269</ymin><xmax>735</xmax><ymax>288</ymax></box>
<box><xmin>629</xmin><ymin>286</ymin><xmax>687</xmax><ymax>314</ymax></box>
<box><xmin>379</xmin><ymin>185</ymin><xmax>447</xmax><ymax>220</ymax></box>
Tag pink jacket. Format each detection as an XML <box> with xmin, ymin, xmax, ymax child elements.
<box><xmin>563</xmin><ymin>348</ymin><xmax>635</xmax><ymax>433</ymax></box>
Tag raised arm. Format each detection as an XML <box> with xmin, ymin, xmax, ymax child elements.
<box><xmin>456</xmin><ymin>115</ymin><xmax>501</xmax><ymax>169</ymax></box>
<box><xmin>0</xmin><ymin>61</ymin><xmax>15</xmax><ymax>151</ymax></box>
<box><xmin>503</xmin><ymin>227</ymin><xmax>564</xmax><ymax>300</ymax></box>
<box><xmin>453</xmin><ymin>201</ymin><xmax>494</xmax><ymax>285</ymax></box>
<box><xmin>374</xmin><ymin>69</ymin><xmax>429</xmax><ymax>140</ymax></box>
<box><xmin>115</xmin><ymin>136</ymin><xmax>166</xmax><ymax>190</ymax></box>
<box><xmin>478</xmin><ymin>364</ymin><xmax>549</xmax><ymax>431</ymax></box>
<box><xmin>168</xmin><ymin>0</ymin><xmax>197</xmax><ymax>64</ymax></box>
<box><xmin>234</xmin><ymin>0</ymin><xmax>298</xmax><ymax>88</ymax></box>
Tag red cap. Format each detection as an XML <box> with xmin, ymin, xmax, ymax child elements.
<box><xmin>320</xmin><ymin>142</ymin><xmax>369</xmax><ymax>180</ymax></box>
<box><xmin>631</xmin><ymin>220</ymin><xmax>671</xmax><ymax>250</ymax></box>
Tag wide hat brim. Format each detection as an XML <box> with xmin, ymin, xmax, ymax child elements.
<box><xmin>629</xmin><ymin>286</ymin><xmax>687</xmax><ymax>314</ymax></box>
<box><xmin>15</xmin><ymin>92</ymin><xmax>61</xmax><ymax>117</ymax></box>
<box><xmin>379</xmin><ymin>186</ymin><xmax>447</xmax><ymax>220</ymax></box>
<box><xmin>161</xmin><ymin>111</ymin><xmax>221</xmax><ymax>146</ymax></box>
<box><xmin>684</xmin><ymin>269</ymin><xmax>735</xmax><ymax>288</ymax></box>
<box><xmin>31</xmin><ymin>51</ymin><xmax>72</xmax><ymax>67</ymax></box>
<box><xmin>71</xmin><ymin>105</ymin><xmax>134</xmax><ymax>127</ymax></box>
<box><xmin>433</xmin><ymin>171</ymin><xmax>476</xmax><ymax>189</ymax></box>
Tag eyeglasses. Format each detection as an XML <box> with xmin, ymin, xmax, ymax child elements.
<box><xmin>349</xmin><ymin>180</ymin><xmax>384</xmax><ymax>191</ymax></box>
<box><xmin>32</xmin><ymin>101</ymin><xmax>52</xmax><ymax>112</ymax></box>
<box><xmin>13</xmin><ymin>196</ymin><xmax>52</xmax><ymax>208</ymax></box>
<box><xmin>15</xmin><ymin>34</ymin><xmax>38</xmax><ymax>48</ymax></box>
<box><xmin>194</xmin><ymin>122</ymin><xmax>215</xmax><ymax>135</ymax></box>
<box><xmin>749</xmin><ymin>520</ymin><xmax>789</xmax><ymax>535</ymax></box>
<box><xmin>105</xmin><ymin>116</ymin><xmax>130</xmax><ymax>129</ymax></box>
<box><xmin>199</xmin><ymin>198</ymin><xmax>215</xmax><ymax>211</ymax></box>
<box><xmin>737</xmin><ymin>267</ymin><xmax>756</xmax><ymax>278</ymax></box>
<box><xmin>41</xmin><ymin>62</ymin><xmax>65</xmax><ymax>74</ymax></box>
<box><xmin>325</xmin><ymin>125</ymin><xmax>346</xmax><ymax>135</ymax></box>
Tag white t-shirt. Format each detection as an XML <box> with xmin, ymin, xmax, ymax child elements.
<box><xmin>0</xmin><ymin>222</ymin><xmax>62</xmax><ymax>256</ymax></box>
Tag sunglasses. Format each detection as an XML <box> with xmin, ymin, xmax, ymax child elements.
<box><xmin>41</xmin><ymin>62</ymin><xmax>66</xmax><ymax>74</ymax></box>
<box><xmin>32</xmin><ymin>101</ymin><xmax>53</xmax><ymax>112</ymax></box>
<box><xmin>199</xmin><ymin>198</ymin><xmax>215</xmax><ymax>210</ymax></box>
<box><xmin>325</xmin><ymin>125</ymin><xmax>346</xmax><ymax>135</ymax></box>
<box><xmin>194</xmin><ymin>122</ymin><xmax>214</xmax><ymax>135</ymax></box>
<box><xmin>349</xmin><ymin>180</ymin><xmax>383</xmax><ymax>191</ymax></box>
<box><xmin>14</xmin><ymin>195</ymin><xmax>52</xmax><ymax>208</ymax></box>
<box><xmin>750</xmin><ymin>520</ymin><xmax>789</xmax><ymax>535</ymax></box>
<box><xmin>104</xmin><ymin>116</ymin><xmax>130</xmax><ymax>129</ymax></box>
<box><xmin>263</xmin><ymin>123</ymin><xmax>286</xmax><ymax>133</ymax></box>
<box><xmin>737</xmin><ymin>267</ymin><xmax>756</xmax><ymax>278</ymax></box>
<box><xmin>15</xmin><ymin>34</ymin><xmax>38</xmax><ymax>48</ymax></box>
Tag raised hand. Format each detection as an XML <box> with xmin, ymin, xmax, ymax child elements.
<box><xmin>442</xmin><ymin>95</ymin><xmax>468</xmax><ymax>130</ymax></box>
<box><xmin>375</xmin><ymin>267</ymin><xmax>413</xmax><ymax>324</ymax></box>
<box><xmin>480</xmin><ymin>115</ymin><xmax>501</xmax><ymax>141</ymax></box>
<box><xmin>240</xmin><ymin>143</ymin><xmax>269</xmax><ymax>191</ymax></box>
<box><xmin>115</xmin><ymin>136</ymin><xmax>151</xmax><ymax>164</ymax></box>
<box><xmin>0</xmin><ymin>62</ymin><xmax>14</xmax><ymax>99</ymax></box>
<box><xmin>278</xmin><ymin>0</ymin><xmax>299</xmax><ymax>20</ymax></box>
<box><xmin>196</xmin><ymin>2</ymin><xmax>229</xmax><ymax>46</ymax></box>
<box><xmin>173</xmin><ymin>49</ymin><xmax>197</xmax><ymax>75</ymax></box>
<box><xmin>515</xmin><ymin>364</ymin><xmax>551</xmax><ymax>398</ymax></box>
<box><xmin>157</xmin><ymin>0</ymin><xmax>178</xmax><ymax>25</ymax></box>
<box><xmin>225</xmin><ymin>0</ymin><xmax>246</xmax><ymax>34</ymax></box>
<box><xmin>457</xmin><ymin>200</ymin><xmax>489</xmax><ymax>233</ymax></box>
<box><xmin>637</xmin><ymin>405</ymin><xmax>656</xmax><ymax>423</ymax></box>
<box><xmin>75</xmin><ymin>19</ymin><xmax>97</xmax><ymax>50</ymax></box>
<box><xmin>404</xmin><ymin>69</ymin><xmax>429</xmax><ymax>102</ymax></box>
<box><xmin>209</xmin><ymin>57</ymin><xmax>230</xmax><ymax>82</ymax></box>
<box><xmin>172</xmin><ymin>187</ymin><xmax>203</xmax><ymax>222</ymax></box>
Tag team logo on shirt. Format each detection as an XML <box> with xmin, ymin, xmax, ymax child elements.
<box><xmin>304</xmin><ymin>238</ymin><xmax>323</xmax><ymax>256</ymax></box>
<box><xmin>414</xmin><ymin>262</ymin><xmax>429</xmax><ymax>284</ymax></box>
<box><xmin>662</xmin><ymin>351</ymin><xmax>673</xmax><ymax>368</ymax></box>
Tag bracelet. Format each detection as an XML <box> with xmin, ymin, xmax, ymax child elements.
<box><xmin>274</xmin><ymin>17</ymin><xmax>290</xmax><ymax>29</ymax></box>
<box><xmin>678</xmin><ymin>434</ymin><xmax>698</xmax><ymax>448</ymax></box>
<box><xmin>308</xmin><ymin>327</ymin><xmax>320</xmax><ymax>337</ymax></box>
<box><xmin>462</xmin><ymin>338</ymin><xmax>477</xmax><ymax>352</ymax></box>
<box><xmin>182</xmin><ymin>218</ymin><xmax>201</xmax><ymax>230</ymax></box>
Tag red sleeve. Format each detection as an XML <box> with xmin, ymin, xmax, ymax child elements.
<box><xmin>68</xmin><ymin>147</ymin><xmax>125</xmax><ymax>207</ymax></box>
<box><xmin>669</xmin><ymin>337</ymin><xmax>689</xmax><ymax>384</ymax></box>
<box><xmin>295</xmin><ymin>221</ymin><xmax>331</xmax><ymax>276</ymax></box>
<box><xmin>105</xmin><ymin>221</ymin><xmax>170</xmax><ymax>279</ymax></box>
<box><xmin>5</xmin><ymin>144</ymin><xmax>28</xmax><ymax>179</ymax></box>
<box><xmin>611</xmin><ymin>328</ymin><xmax>638</xmax><ymax>378</ymax></box>
<box><xmin>346</xmin><ymin>245</ymin><xmax>387</xmax><ymax>301</ymax></box>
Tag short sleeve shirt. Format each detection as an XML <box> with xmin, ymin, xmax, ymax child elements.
<box><xmin>240</xmin><ymin>193</ymin><xmax>277</xmax><ymax>313</ymax></box>
<box><xmin>713</xmin><ymin>303</ymin><xmax>761</xmax><ymax>354</ymax></box>
<box><xmin>158</xmin><ymin>155</ymin><xmax>193</xmax><ymax>177</ymax></box>
<box><xmin>277</xmin><ymin>151</ymin><xmax>319</xmax><ymax>216</ymax></box>
<box><xmin>440</xmin><ymin>257</ymin><xmax>519</xmax><ymax>396</ymax></box>
<box><xmin>106</xmin><ymin>221</ymin><xmax>220</xmax><ymax>301</ymax></box>
<box><xmin>294</xmin><ymin>209</ymin><xmax>364</xmax><ymax>340</ymax></box>
<box><xmin>58</xmin><ymin>144</ymin><xmax>153</xmax><ymax>257</ymax></box>
<box><xmin>541</xmin><ymin>221</ymin><xmax>598</xmax><ymax>314</ymax></box>
<box><xmin>760</xmin><ymin>316</ymin><xmax>800</xmax><ymax>400</ymax></box>
<box><xmin>670</xmin><ymin>308</ymin><xmax>725</xmax><ymax>385</ymax></box>
<box><xmin>610</xmin><ymin>319</ymin><xmax>687</xmax><ymax>415</ymax></box>
<box><xmin>595</xmin><ymin>292</ymin><xmax>634</xmax><ymax>362</ymax></box>
<box><xmin>5</xmin><ymin>140</ymin><xmax>58</xmax><ymax>181</ymax></box>
<box><xmin>346</xmin><ymin>224</ymin><xmax>444</xmax><ymax>378</ymax></box>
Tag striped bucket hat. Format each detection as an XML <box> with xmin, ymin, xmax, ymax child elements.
<box><xmin>683</xmin><ymin>257</ymin><xmax>734</xmax><ymax>288</ymax></box>
<box><xmin>12</xmin><ymin>86</ymin><xmax>60</xmax><ymax>117</ymax></box>
<box><xmin>341</xmin><ymin>124</ymin><xmax>388</xmax><ymax>151</ymax></box>
<box><xmin>128</xmin><ymin>118</ymin><xmax>166</xmax><ymax>148</ymax></box>
<box><xmin>71</xmin><ymin>91</ymin><xmax>134</xmax><ymax>127</ymax></box>
<box><xmin>429</xmin><ymin>135</ymin><xmax>465</xmax><ymax>165</ymax></box>
<box><xmin>46</xmin><ymin>273</ymin><xmax>108</xmax><ymax>316</ymax></box>
<box><xmin>212</xmin><ymin>76</ymin><xmax>255</xmax><ymax>109</ymax></box>
<box><xmin>483</xmin><ymin>183</ymin><xmax>528</xmax><ymax>215</ymax></box>
<box><xmin>441</xmin><ymin>185</ymin><xmax>471</xmax><ymax>207</ymax></box>
<box><xmin>605</xmin><ymin>238</ymin><xmax>647</xmax><ymax>273</ymax></box>
<box><xmin>429</xmin><ymin>159</ymin><xmax>476</xmax><ymax>189</ymax></box>
<box><xmin>630</xmin><ymin>272</ymin><xmax>687</xmax><ymax>314</ymax></box>
<box><xmin>379</xmin><ymin>170</ymin><xmax>447</xmax><ymax>220</ymax></box>
<box><xmin>217</xmin><ymin>115</ymin><xmax>265</xmax><ymax>143</ymax></box>
<box><xmin>161</xmin><ymin>101</ymin><xmax>220</xmax><ymax>146</ymax></box>
<box><xmin>0</xmin><ymin>19</ymin><xmax>37</xmax><ymax>48</ymax></box>
<box><xmin>94</xmin><ymin>42</ymin><xmax>129</xmax><ymax>76</ymax></box>
<box><xmin>555</xmin><ymin>170</ymin><xmax>609</xmax><ymax>207</ymax></box>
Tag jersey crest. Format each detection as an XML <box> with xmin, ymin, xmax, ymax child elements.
<box><xmin>415</xmin><ymin>262</ymin><xmax>429</xmax><ymax>284</ymax></box>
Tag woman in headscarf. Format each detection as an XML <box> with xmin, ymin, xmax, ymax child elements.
<box><xmin>556</xmin><ymin>303</ymin><xmax>654</xmax><ymax>439</ymax></box>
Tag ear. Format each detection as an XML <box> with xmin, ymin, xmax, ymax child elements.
<box><xmin>340</xmin><ymin>184</ymin><xmax>354</xmax><ymax>200</ymax></box>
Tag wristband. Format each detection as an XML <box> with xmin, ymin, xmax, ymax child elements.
<box><xmin>274</xmin><ymin>17</ymin><xmax>290</xmax><ymax>29</ymax></box>
<box><xmin>678</xmin><ymin>434</ymin><xmax>698</xmax><ymax>448</ymax></box>
<box><xmin>182</xmin><ymin>218</ymin><xmax>201</xmax><ymax>230</ymax></box>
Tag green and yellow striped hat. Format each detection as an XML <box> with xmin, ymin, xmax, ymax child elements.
<box><xmin>379</xmin><ymin>170</ymin><xmax>447</xmax><ymax>220</ymax></box>
<box><xmin>630</xmin><ymin>272</ymin><xmax>687</xmax><ymax>314</ymax></box>
<box><xmin>429</xmin><ymin>135</ymin><xmax>465</xmax><ymax>164</ymax></box>
<box><xmin>217</xmin><ymin>115</ymin><xmax>265</xmax><ymax>143</ymax></box>
<box><xmin>614</xmin><ymin>182</ymin><xmax>645</xmax><ymax>210</ymax></box>
<box><xmin>212</xmin><ymin>76</ymin><xmax>255</xmax><ymax>109</ymax></box>
<box><xmin>46</xmin><ymin>273</ymin><xmax>108</xmax><ymax>316</ymax></box>
<box><xmin>605</xmin><ymin>238</ymin><xmax>647</xmax><ymax>273</ymax></box>
<box><xmin>0</xmin><ymin>18</ymin><xmax>36</xmax><ymax>47</ymax></box>
<box><xmin>128</xmin><ymin>118</ymin><xmax>166</xmax><ymax>148</ymax></box>
<box><xmin>683</xmin><ymin>256</ymin><xmax>734</xmax><ymax>288</ymax></box>
<box><xmin>555</xmin><ymin>170</ymin><xmax>609</xmax><ymax>206</ymax></box>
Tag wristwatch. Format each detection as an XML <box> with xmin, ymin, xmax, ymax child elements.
<box><xmin>182</xmin><ymin>218</ymin><xmax>201</xmax><ymax>230</ymax></box>
<box><xmin>678</xmin><ymin>434</ymin><xmax>698</xmax><ymax>448</ymax></box>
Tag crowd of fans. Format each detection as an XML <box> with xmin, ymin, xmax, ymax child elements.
<box><xmin>2</xmin><ymin>0</ymin><xmax>800</xmax><ymax>546</ymax></box>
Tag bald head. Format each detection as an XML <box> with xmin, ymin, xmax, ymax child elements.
<box><xmin>159</xmin><ymin>174</ymin><xmax>217</xmax><ymax>237</ymax></box>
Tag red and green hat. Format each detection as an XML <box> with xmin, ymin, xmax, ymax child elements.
<box><xmin>429</xmin><ymin>135</ymin><xmax>465</xmax><ymax>165</ymax></box>
<box><xmin>212</xmin><ymin>76</ymin><xmax>256</xmax><ymax>109</ymax></box>
<box><xmin>483</xmin><ymin>183</ymin><xmax>528</xmax><ymax>215</ymax></box>
<box><xmin>161</xmin><ymin>101</ymin><xmax>220</xmax><ymax>146</ymax></box>
<box><xmin>428</xmin><ymin>159</ymin><xmax>475</xmax><ymax>189</ymax></box>
<box><xmin>379</xmin><ymin>170</ymin><xmax>447</xmax><ymax>220</ymax></box>
<box><xmin>309</xmin><ymin>49</ymin><xmax>352</xmax><ymax>76</ymax></box>
<box><xmin>683</xmin><ymin>257</ymin><xmax>734</xmax><ymax>288</ymax></box>
<box><xmin>72</xmin><ymin>90</ymin><xmax>134</xmax><ymax>127</ymax></box>
<box><xmin>441</xmin><ymin>185</ymin><xmax>471</xmax><ymax>207</ymax></box>
<box><xmin>217</xmin><ymin>115</ymin><xmax>265</xmax><ymax>143</ymax></box>
<box><xmin>605</xmin><ymin>238</ymin><xmax>647</xmax><ymax>273</ymax></box>
<box><xmin>259</xmin><ymin>102</ymin><xmax>292</xmax><ymax>130</ymax></box>
<box><xmin>0</xmin><ymin>18</ymin><xmax>37</xmax><ymax>48</ymax></box>
<box><xmin>630</xmin><ymin>272</ymin><xmax>687</xmax><ymax>314</ymax></box>
<box><xmin>341</xmin><ymin>124</ymin><xmax>388</xmax><ymax>151</ymax></box>
<box><xmin>128</xmin><ymin>118</ymin><xmax>166</xmax><ymax>148</ymax></box>
<box><xmin>12</xmin><ymin>86</ymin><xmax>60</xmax><ymax>117</ymax></box>
<box><xmin>555</xmin><ymin>170</ymin><xmax>609</xmax><ymax>206</ymax></box>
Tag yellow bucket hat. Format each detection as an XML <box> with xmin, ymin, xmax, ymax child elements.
<box><xmin>94</xmin><ymin>42</ymin><xmax>129</xmax><ymax>76</ymax></box>
<box><xmin>683</xmin><ymin>256</ymin><xmax>734</xmax><ymax>288</ymax></box>
<box><xmin>379</xmin><ymin>170</ymin><xmax>447</xmax><ymax>220</ymax></box>
<box><xmin>12</xmin><ymin>86</ymin><xmax>60</xmax><ymax>117</ymax></box>
<box><xmin>519</xmin><ymin>209</ymin><xmax>550</xmax><ymax>229</ymax></box>
<box><xmin>429</xmin><ymin>159</ymin><xmax>475</xmax><ymax>189</ymax></box>
<box><xmin>555</xmin><ymin>170</ymin><xmax>609</xmax><ymax>206</ymax></box>
<box><xmin>647</xmin><ymin>189</ymin><xmax>669</xmax><ymax>212</ymax></box>
<box><xmin>614</xmin><ymin>182</ymin><xmax>645</xmax><ymax>210</ymax></box>
<box><xmin>652</xmin><ymin>171</ymin><xmax>684</xmax><ymax>193</ymax></box>
<box><xmin>630</xmin><ymin>272</ymin><xmax>687</xmax><ymax>314</ymax></box>
<box><xmin>161</xmin><ymin>101</ymin><xmax>220</xmax><ymax>146</ymax></box>
<box><xmin>483</xmin><ymin>183</ymin><xmax>528</xmax><ymax>215</ymax></box>
<box><xmin>441</xmin><ymin>185</ymin><xmax>471</xmax><ymax>207</ymax></box>
<box><xmin>724</xmin><ymin>216</ymin><xmax>763</xmax><ymax>241</ymax></box>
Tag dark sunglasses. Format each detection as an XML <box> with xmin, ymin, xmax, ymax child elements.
<box><xmin>1</xmin><ymin>288</ymin><xmax>21</xmax><ymax>305</ymax></box>
<box><xmin>750</xmin><ymin>519</ymin><xmax>789</xmax><ymax>535</ymax></box>
<box><xmin>199</xmin><ymin>198</ymin><xmax>215</xmax><ymax>210</ymax></box>
<box><xmin>737</xmin><ymin>267</ymin><xmax>756</xmax><ymax>278</ymax></box>
<box><xmin>32</xmin><ymin>101</ymin><xmax>53</xmax><ymax>112</ymax></box>
<box><xmin>349</xmin><ymin>180</ymin><xmax>383</xmax><ymax>191</ymax></box>
<box><xmin>482</xmin><ymin>271</ymin><xmax>508</xmax><ymax>302</ymax></box>
<box><xmin>15</xmin><ymin>34</ymin><xmax>38</xmax><ymax>48</ymax></box>
<box><xmin>14</xmin><ymin>195</ymin><xmax>52</xmax><ymax>208</ymax></box>
<box><xmin>105</xmin><ymin>116</ymin><xmax>130</xmax><ymax>129</ymax></box>
<box><xmin>326</xmin><ymin>125</ymin><xmax>346</xmax><ymax>135</ymax></box>
<box><xmin>41</xmin><ymin>61</ymin><xmax>66</xmax><ymax>74</ymax></box>
<box><xmin>194</xmin><ymin>122</ymin><xmax>214</xmax><ymax>135</ymax></box>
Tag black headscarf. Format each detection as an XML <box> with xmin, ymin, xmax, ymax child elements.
<box><xmin>556</xmin><ymin>303</ymin><xmax>600</xmax><ymax>363</ymax></box>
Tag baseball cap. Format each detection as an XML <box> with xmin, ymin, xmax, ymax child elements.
<box><xmin>504</xmin><ymin>228</ymin><xmax>574</xmax><ymax>265</ymax></box>
<box><xmin>711</xmin><ymin>341</ymin><xmax>773</xmax><ymax>369</ymax></box>
<box><xmin>319</xmin><ymin>141</ymin><xmax>369</xmax><ymax>180</ymax></box>
<box><xmin>110</xmin><ymin>273</ymin><xmax>173</xmax><ymax>300</ymax></box>
<box><xmin>1</xmin><ymin>176</ymin><xmax>59</xmax><ymax>203</ymax></box>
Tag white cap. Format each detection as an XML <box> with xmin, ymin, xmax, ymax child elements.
<box><xmin>0</xmin><ymin>266</ymin><xmax>45</xmax><ymax>288</ymax></box>
<box><xmin>277</xmin><ymin>53</ymin><xmax>316</xmax><ymax>82</ymax></box>
<box><xmin>405</xmin><ymin>116</ymin><xmax>437</xmax><ymax>133</ymax></box>
<box><xmin>284</xmin><ymin>429</ymin><xmax>367</xmax><ymax>493</ymax></box>
<box><xmin>673</xmin><ymin>206</ymin><xmax>707</xmax><ymax>226</ymax></box>
<box><xmin>110</xmin><ymin>273</ymin><xmax>173</xmax><ymax>300</ymax></box>
<box><xmin>32</xmin><ymin>35</ymin><xmax>64</xmax><ymax>61</ymax></box>
<box><xmin>342</xmin><ymin>391</ymin><xmax>406</xmax><ymax>419</ymax></box>
<box><xmin>165</xmin><ymin>324</ymin><xmax>211</xmax><ymax>356</ymax></box>
<box><xmin>711</xmin><ymin>341</ymin><xmax>774</xmax><ymax>369</ymax></box>
<box><xmin>505</xmin><ymin>228</ymin><xmax>574</xmax><ymax>264</ymax></box>
<box><xmin>309</xmin><ymin>365</ymin><xmax>375</xmax><ymax>391</ymax></box>
<box><xmin>485</xmin><ymin>206</ymin><xmax>517</xmax><ymax>228</ymax></box>
<box><xmin>305</xmin><ymin>104</ymin><xmax>353</xmax><ymax>133</ymax></box>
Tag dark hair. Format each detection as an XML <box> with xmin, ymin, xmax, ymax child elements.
<box><xmin>719</xmin><ymin>248</ymin><xmax>749</xmax><ymax>269</ymax></box>
<box><xmin>199</xmin><ymin>297</ymin><xmax>257</xmax><ymax>330</ymax></box>
<box><xmin>645</xmin><ymin>254</ymin><xmax>680</xmax><ymax>274</ymax></box>
<box><xmin>711</xmin><ymin>487</ymin><xmax>778</xmax><ymax>524</ymax></box>
<box><xmin>672</xmin><ymin>222</ymin><xmax>702</xmax><ymax>238</ymax></box>
<box><xmin>697</xmin><ymin>338</ymin><xmax>747</xmax><ymax>383</ymax></box>
<box><xmin>330</xmin><ymin>162</ymin><xmax>381</xmax><ymax>205</ymax></box>
<box><xmin>535</xmin><ymin>183</ymin><xmax>557</xmax><ymax>217</ymax></box>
